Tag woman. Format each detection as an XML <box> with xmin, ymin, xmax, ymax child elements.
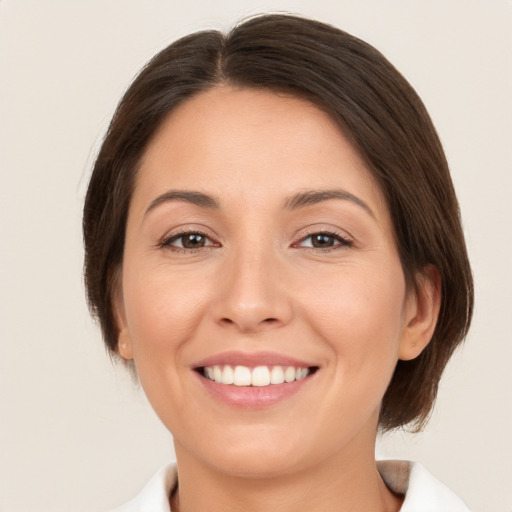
<box><xmin>83</xmin><ymin>14</ymin><xmax>473</xmax><ymax>511</ymax></box>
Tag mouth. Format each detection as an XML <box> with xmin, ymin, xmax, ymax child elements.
<box><xmin>196</xmin><ymin>364</ymin><xmax>319</xmax><ymax>387</ymax></box>
<box><xmin>192</xmin><ymin>352</ymin><xmax>320</xmax><ymax>408</ymax></box>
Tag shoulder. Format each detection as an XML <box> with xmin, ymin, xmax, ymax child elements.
<box><xmin>110</xmin><ymin>464</ymin><xmax>177</xmax><ymax>512</ymax></box>
<box><xmin>377</xmin><ymin>460</ymin><xmax>470</xmax><ymax>511</ymax></box>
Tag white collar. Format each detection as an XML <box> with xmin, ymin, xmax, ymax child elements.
<box><xmin>377</xmin><ymin>460</ymin><xmax>469</xmax><ymax>511</ymax></box>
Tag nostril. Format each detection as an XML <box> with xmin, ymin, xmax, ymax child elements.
<box><xmin>216</xmin><ymin>310</ymin><xmax>287</xmax><ymax>332</ymax></box>
<box><xmin>219</xmin><ymin>317</ymin><xmax>278</xmax><ymax>326</ymax></box>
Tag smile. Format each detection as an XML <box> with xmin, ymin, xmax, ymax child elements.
<box><xmin>199</xmin><ymin>365</ymin><xmax>316</xmax><ymax>387</ymax></box>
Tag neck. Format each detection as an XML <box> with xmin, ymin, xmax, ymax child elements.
<box><xmin>171</xmin><ymin>436</ymin><xmax>403</xmax><ymax>512</ymax></box>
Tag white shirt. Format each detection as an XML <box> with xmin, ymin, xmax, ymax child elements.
<box><xmin>112</xmin><ymin>460</ymin><xmax>469</xmax><ymax>511</ymax></box>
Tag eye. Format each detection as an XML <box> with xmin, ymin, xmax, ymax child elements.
<box><xmin>161</xmin><ymin>231</ymin><xmax>217</xmax><ymax>250</ymax></box>
<box><xmin>296</xmin><ymin>232</ymin><xmax>352</xmax><ymax>249</ymax></box>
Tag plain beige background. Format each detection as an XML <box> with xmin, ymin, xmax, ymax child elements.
<box><xmin>1</xmin><ymin>1</ymin><xmax>511</xmax><ymax>511</ymax></box>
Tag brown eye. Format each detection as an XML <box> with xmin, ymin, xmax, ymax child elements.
<box><xmin>310</xmin><ymin>234</ymin><xmax>336</xmax><ymax>248</ymax></box>
<box><xmin>163</xmin><ymin>232</ymin><xmax>215</xmax><ymax>250</ymax></box>
<box><xmin>297</xmin><ymin>232</ymin><xmax>352</xmax><ymax>249</ymax></box>
<box><xmin>181</xmin><ymin>233</ymin><xmax>207</xmax><ymax>248</ymax></box>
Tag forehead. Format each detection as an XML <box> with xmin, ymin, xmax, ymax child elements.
<box><xmin>133</xmin><ymin>86</ymin><xmax>387</xmax><ymax>218</ymax></box>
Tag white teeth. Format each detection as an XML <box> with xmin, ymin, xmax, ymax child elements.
<box><xmin>233</xmin><ymin>366</ymin><xmax>252</xmax><ymax>386</ymax></box>
<box><xmin>284</xmin><ymin>366</ymin><xmax>296</xmax><ymax>383</ymax></box>
<box><xmin>221</xmin><ymin>365</ymin><xmax>234</xmax><ymax>385</ymax></box>
<box><xmin>296</xmin><ymin>367</ymin><xmax>308</xmax><ymax>380</ymax></box>
<box><xmin>203</xmin><ymin>365</ymin><xmax>312</xmax><ymax>387</ymax></box>
<box><xmin>251</xmin><ymin>366</ymin><xmax>271</xmax><ymax>387</ymax></box>
<box><xmin>270</xmin><ymin>366</ymin><xmax>285</xmax><ymax>384</ymax></box>
<box><xmin>213</xmin><ymin>365</ymin><xmax>222</xmax><ymax>382</ymax></box>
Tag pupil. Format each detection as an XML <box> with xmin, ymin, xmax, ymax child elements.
<box><xmin>183</xmin><ymin>234</ymin><xmax>205</xmax><ymax>248</ymax></box>
<box><xmin>313</xmin><ymin>234</ymin><xmax>333</xmax><ymax>247</ymax></box>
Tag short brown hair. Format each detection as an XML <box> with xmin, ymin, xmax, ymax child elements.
<box><xmin>83</xmin><ymin>14</ymin><xmax>473</xmax><ymax>431</ymax></box>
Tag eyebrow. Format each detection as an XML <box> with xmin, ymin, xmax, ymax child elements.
<box><xmin>284</xmin><ymin>189</ymin><xmax>375</xmax><ymax>218</ymax></box>
<box><xmin>144</xmin><ymin>190</ymin><xmax>220</xmax><ymax>216</ymax></box>
<box><xmin>144</xmin><ymin>188</ymin><xmax>374</xmax><ymax>218</ymax></box>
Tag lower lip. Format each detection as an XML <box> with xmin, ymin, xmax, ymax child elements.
<box><xmin>196</xmin><ymin>373</ymin><xmax>313</xmax><ymax>409</ymax></box>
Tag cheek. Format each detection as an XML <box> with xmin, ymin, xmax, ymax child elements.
<box><xmin>302</xmin><ymin>262</ymin><xmax>407</xmax><ymax>369</ymax></box>
<box><xmin>122</xmin><ymin>263</ymin><xmax>209</xmax><ymax>361</ymax></box>
<box><xmin>120</xmin><ymin>264</ymin><xmax>213</xmax><ymax>427</ymax></box>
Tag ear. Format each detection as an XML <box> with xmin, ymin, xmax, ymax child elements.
<box><xmin>399</xmin><ymin>265</ymin><xmax>441</xmax><ymax>361</ymax></box>
<box><xmin>112</xmin><ymin>278</ymin><xmax>134</xmax><ymax>361</ymax></box>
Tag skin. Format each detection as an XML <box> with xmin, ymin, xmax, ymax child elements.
<box><xmin>115</xmin><ymin>86</ymin><xmax>440</xmax><ymax>512</ymax></box>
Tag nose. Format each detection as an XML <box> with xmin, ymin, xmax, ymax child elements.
<box><xmin>211</xmin><ymin>245</ymin><xmax>294</xmax><ymax>334</ymax></box>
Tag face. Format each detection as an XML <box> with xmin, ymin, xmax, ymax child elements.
<box><xmin>116</xmin><ymin>86</ymin><xmax>430</xmax><ymax>478</ymax></box>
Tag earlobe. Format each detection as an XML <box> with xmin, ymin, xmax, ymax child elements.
<box><xmin>118</xmin><ymin>330</ymin><xmax>134</xmax><ymax>360</ymax></box>
<box><xmin>399</xmin><ymin>265</ymin><xmax>441</xmax><ymax>361</ymax></box>
<box><xmin>112</xmin><ymin>280</ymin><xmax>134</xmax><ymax>361</ymax></box>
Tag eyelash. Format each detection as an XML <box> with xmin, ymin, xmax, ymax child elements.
<box><xmin>159</xmin><ymin>229</ymin><xmax>352</xmax><ymax>253</ymax></box>
<box><xmin>159</xmin><ymin>230</ymin><xmax>218</xmax><ymax>252</ymax></box>
<box><xmin>294</xmin><ymin>230</ymin><xmax>353</xmax><ymax>251</ymax></box>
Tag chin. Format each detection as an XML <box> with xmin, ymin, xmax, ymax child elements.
<box><xmin>177</xmin><ymin>422</ymin><xmax>314</xmax><ymax>479</ymax></box>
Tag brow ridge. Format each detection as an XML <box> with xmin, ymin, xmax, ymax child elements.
<box><xmin>145</xmin><ymin>188</ymin><xmax>373</xmax><ymax>218</ymax></box>
<box><xmin>284</xmin><ymin>189</ymin><xmax>374</xmax><ymax>217</ymax></box>
<box><xmin>145</xmin><ymin>190</ymin><xmax>220</xmax><ymax>216</ymax></box>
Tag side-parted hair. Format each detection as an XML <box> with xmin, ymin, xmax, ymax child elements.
<box><xmin>83</xmin><ymin>14</ymin><xmax>473</xmax><ymax>431</ymax></box>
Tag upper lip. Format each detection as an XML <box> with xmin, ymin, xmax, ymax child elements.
<box><xmin>192</xmin><ymin>350</ymin><xmax>318</xmax><ymax>369</ymax></box>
